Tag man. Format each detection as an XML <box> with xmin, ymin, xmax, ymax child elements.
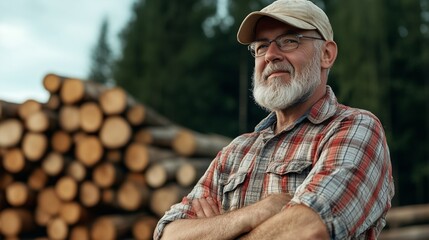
<box><xmin>154</xmin><ymin>0</ymin><xmax>394</xmax><ymax>239</ymax></box>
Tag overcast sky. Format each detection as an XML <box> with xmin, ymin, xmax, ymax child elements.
<box><xmin>0</xmin><ymin>0</ymin><xmax>136</xmax><ymax>103</ymax></box>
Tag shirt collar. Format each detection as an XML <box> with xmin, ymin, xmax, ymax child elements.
<box><xmin>254</xmin><ymin>86</ymin><xmax>338</xmax><ymax>132</ymax></box>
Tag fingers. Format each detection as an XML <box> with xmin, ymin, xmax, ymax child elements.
<box><xmin>192</xmin><ymin>197</ymin><xmax>220</xmax><ymax>218</ymax></box>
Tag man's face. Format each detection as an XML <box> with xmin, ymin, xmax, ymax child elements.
<box><xmin>252</xmin><ymin>18</ymin><xmax>322</xmax><ymax>112</ymax></box>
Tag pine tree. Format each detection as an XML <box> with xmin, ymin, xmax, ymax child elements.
<box><xmin>88</xmin><ymin>18</ymin><xmax>113</xmax><ymax>85</ymax></box>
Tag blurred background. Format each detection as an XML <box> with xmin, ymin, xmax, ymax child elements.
<box><xmin>1</xmin><ymin>0</ymin><xmax>428</xmax><ymax>208</ymax></box>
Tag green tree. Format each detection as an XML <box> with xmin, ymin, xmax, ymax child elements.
<box><xmin>88</xmin><ymin>18</ymin><xmax>113</xmax><ymax>84</ymax></box>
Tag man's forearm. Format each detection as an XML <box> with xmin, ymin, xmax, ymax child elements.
<box><xmin>242</xmin><ymin>204</ymin><xmax>330</xmax><ymax>240</ymax></box>
<box><xmin>161</xmin><ymin>194</ymin><xmax>291</xmax><ymax>240</ymax></box>
<box><xmin>161</xmin><ymin>208</ymin><xmax>252</xmax><ymax>240</ymax></box>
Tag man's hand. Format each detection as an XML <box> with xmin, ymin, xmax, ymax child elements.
<box><xmin>192</xmin><ymin>197</ymin><xmax>221</xmax><ymax>218</ymax></box>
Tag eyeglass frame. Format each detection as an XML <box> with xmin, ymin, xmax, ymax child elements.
<box><xmin>248</xmin><ymin>33</ymin><xmax>325</xmax><ymax>58</ymax></box>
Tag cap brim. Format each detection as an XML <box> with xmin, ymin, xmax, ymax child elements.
<box><xmin>237</xmin><ymin>12</ymin><xmax>317</xmax><ymax>44</ymax></box>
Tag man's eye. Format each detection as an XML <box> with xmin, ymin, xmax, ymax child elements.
<box><xmin>256</xmin><ymin>43</ymin><xmax>269</xmax><ymax>52</ymax></box>
<box><xmin>279</xmin><ymin>38</ymin><xmax>297</xmax><ymax>45</ymax></box>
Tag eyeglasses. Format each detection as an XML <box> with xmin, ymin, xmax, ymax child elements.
<box><xmin>248</xmin><ymin>33</ymin><xmax>325</xmax><ymax>58</ymax></box>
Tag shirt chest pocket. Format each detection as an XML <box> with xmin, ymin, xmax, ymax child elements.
<box><xmin>220</xmin><ymin>172</ymin><xmax>247</xmax><ymax>212</ymax></box>
<box><xmin>265</xmin><ymin>159</ymin><xmax>312</xmax><ymax>194</ymax></box>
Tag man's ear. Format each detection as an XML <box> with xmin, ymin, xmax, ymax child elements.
<box><xmin>321</xmin><ymin>41</ymin><xmax>337</xmax><ymax>69</ymax></box>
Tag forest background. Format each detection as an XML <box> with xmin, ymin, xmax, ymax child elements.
<box><xmin>87</xmin><ymin>0</ymin><xmax>429</xmax><ymax>207</ymax></box>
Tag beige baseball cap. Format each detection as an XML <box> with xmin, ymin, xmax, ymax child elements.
<box><xmin>237</xmin><ymin>0</ymin><xmax>333</xmax><ymax>44</ymax></box>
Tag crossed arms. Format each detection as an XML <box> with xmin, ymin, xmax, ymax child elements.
<box><xmin>160</xmin><ymin>194</ymin><xmax>329</xmax><ymax>240</ymax></box>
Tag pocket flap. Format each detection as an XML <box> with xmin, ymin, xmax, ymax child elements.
<box><xmin>266</xmin><ymin>160</ymin><xmax>312</xmax><ymax>175</ymax></box>
<box><xmin>222</xmin><ymin>172</ymin><xmax>247</xmax><ymax>193</ymax></box>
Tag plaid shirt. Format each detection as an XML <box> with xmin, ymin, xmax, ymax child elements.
<box><xmin>154</xmin><ymin>86</ymin><xmax>394</xmax><ymax>240</ymax></box>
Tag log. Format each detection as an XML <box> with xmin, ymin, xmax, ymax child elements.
<box><xmin>18</xmin><ymin>99</ymin><xmax>42</xmax><ymax>120</ymax></box>
<box><xmin>5</xmin><ymin>181</ymin><xmax>34</xmax><ymax>207</ymax></box>
<box><xmin>42</xmin><ymin>152</ymin><xmax>66</xmax><ymax>176</ymax></box>
<box><xmin>75</xmin><ymin>135</ymin><xmax>103</xmax><ymax>167</ymax></box>
<box><xmin>79</xmin><ymin>102</ymin><xmax>103</xmax><ymax>133</ymax></box>
<box><xmin>34</xmin><ymin>207</ymin><xmax>52</xmax><ymax>227</ymax></box>
<box><xmin>145</xmin><ymin>158</ymin><xmax>186</xmax><ymax>188</ymax></box>
<box><xmin>124</xmin><ymin>143</ymin><xmax>176</xmax><ymax>172</ymax></box>
<box><xmin>46</xmin><ymin>217</ymin><xmax>68</xmax><ymax>240</ymax></box>
<box><xmin>22</xmin><ymin>132</ymin><xmax>48</xmax><ymax>161</ymax></box>
<box><xmin>0</xmin><ymin>173</ymin><xmax>13</xmax><ymax>189</ymax></box>
<box><xmin>59</xmin><ymin>105</ymin><xmax>80</xmax><ymax>132</ymax></box>
<box><xmin>379</xmin><ymin>224</ymin><xmax>429</xmax><ymax>240</ymax></box>
<box><xmin>0</xmin><ymin>208</ymin><xmax>34</xmax><ymax>237</ymax></box>
<box><xmin>176</xmin><ymin>158</ymin><xmax>212</xmax><ymax>187</ymax></box>
<box><xmin>2</xmin><ymin>148</ymin><xmax>26</xmax><ymax>174</ymax></box>
<box><xmin>42</xmin><ymin>73</ymin><xmax>66</xmax><ymax>94</ymax></box>
<box><xmin>172</xmin><ymin>129</ymin><xmax>231</xmax><ymax>157</ymax></box>
<box><xmin>385</xmin><ymin>204</ymin><xmax>429</xmax><ymax>228</ymax></box>
<box><xmin>106</xmin><ymin>150</ymin><xmax>122</xmax><ymax>163</ymax></box>
<box><xmin>0</xmin><ymin>119</ymin><xmax>24</xmax><ymax>148</ymax></box>
<box><xmin>99</xmin><ymin>87</ymin><xmax>129</xmax><ymax>115</ymax></box>
<box><xmin>92</xmin><ymin>162</ymin><xmax>123</xmax><ymax>189</ymax></box>
<box><xmin>27</xmin><ymin>168</ymin><xmax>48</xmax><ymax>191</ymax></box>
<box><xmin>60</xmin><ymin>78</ymin><xmax>107</xmax><ymax>105</ymax></box>
<box><xmin>132</xmin><ymin>216</ymin><xmax>158</xmax><ymax>240</ymax></box>
<box><xmin>51</xmin><ymin>130</ymin><xmax>72</xmax><ymax>154</ymax></box>
<box><xmin>69</xmin><ymin>225</ymin><xmax>90</xmax><ymax>240</ymax></box>
<box><xmin>59</xmin><ymin>201</ymin><xmax>88</xmax><ymax>225</ymax></box>
<box><xmin>90</xmin><ymin>214</ymin><xmax>143</xmax><ymax>240</ymax></box>
<box><xmin>0</xmin><ymin>100</ymin><xmax>19</xmax><ymax>119</ymax></box>
<box><xmin>66</xmin><ymin>161</ymin><xmax>87</xmax><ymax>182</ymax></box>
<box><xmin>55</xmin><ymin>176</ymin><xmax>78</xmax><ymax>201</ymax></box>
<box><xmin>117</xmin><ymin>180</ymin><xmax>150</xmax><ymax>211</ymax></box>
<box><xmin>150</xmin><ymin>184</ymin><xmax>190</xmax><ymax>217</ymax></box>
<box><xmin>79</xmin><ymin>181</ymin><xmax>101</xmax><ymax>208</ymax></box>
<box><xmin>126</xmin><ymin>103</ymin><xmax>172</xmax><ymax>127</ymax></box>
<box><xmin>99</xmin><ymin>116</ymin><xmax>132</xmax><ymax>149</ymax></box>
<box><xmin>133</xmin><ymin>126</ymin><xmax>179</xmax><ymax>147</ymax></box>
<box><xmin>25</xmin><ymin>110</ymin><xmax>57</xmax><ymax>133</ymax></box>
<box><xmin>45</xmin><ymin>94</ymin><xmax>61</xmax><ymax>110</ymax></box>
<box><xmin>37</xmin><ymin>187</ymin><xmax>62</xmax><ymax>216</ymax></box>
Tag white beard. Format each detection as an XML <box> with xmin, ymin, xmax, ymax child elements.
<box><xmin>252</xmin><ymin>54</ymin><xmax>322</xmax><ymax>112</ymax></box>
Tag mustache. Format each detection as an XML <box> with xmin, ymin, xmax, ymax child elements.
<box><xmin>262</xmin><ymin>63</ymin><xmax>294</xmax><ymax>81</ymax></box>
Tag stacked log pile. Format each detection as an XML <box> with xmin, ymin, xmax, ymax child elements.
<box><xmin>0</xmin><ymin>73</ymin><xmax>231</xmax><ymax>239</ymax></box>
<box><xmin>379</xmin><ymin>203</ymin><xmax>429</xmax><ymax>240</ymax></box>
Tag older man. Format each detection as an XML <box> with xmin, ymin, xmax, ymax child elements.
<box><xmin>154</xmin><ymin>0</ymin><xmax>394</xmax><ymax>239</ymax></box>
